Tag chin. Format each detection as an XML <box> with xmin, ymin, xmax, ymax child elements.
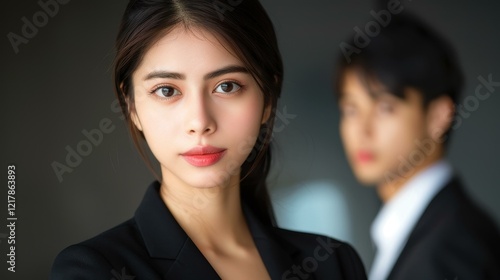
<box><xmin>353</xmin><ymin>170</ymin><xmax>383</xmax><ymax>187</ymax></box>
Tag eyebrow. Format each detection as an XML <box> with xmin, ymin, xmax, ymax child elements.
<box><xmin>143</xmin><ymin>65</ymin><xmax>249</xmax><ymax>81</ymax></box>
<box><xmin>144</xmin><ymin>71</ymin><xmax>185</xmax><ymax>80</ymax></box>
<box><xmin>204</xmin><ymin>65</ymin><xmax>248</xmax><ymax>80</ymax></box>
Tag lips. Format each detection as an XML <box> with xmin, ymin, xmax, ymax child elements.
<box><xmin>356</xmin><ymin>150</ymin><xmax>375</xmax><ymax>163</ymax></box>
<box><xmin>181</xmin><ymin>146</ymin><xmax>226</xmax><ymax>167</ymax></box>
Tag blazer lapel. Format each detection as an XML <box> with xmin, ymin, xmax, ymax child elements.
<box><xmin>164</xmin><ymin>238</ymin><xmax>220</xmax><ymax>280</ymax></box>
<box><xmin>387</xmin><ymin>177</ymin><xmax>460</xmax><ymax>279</ymax></box>
<box><xmin>135</xmin><ymin>182</ymin><xmax>220</xmax><ymax>279</ymax></box>
<box><xmin>254</xmin><ymin>237</ymin><xmax>311</xmax><ymax>280</ymax></box>
<box><xmin>244</xmin><ymin>205</ymin><xmax>315</xmax><ymax>280</ymax></box>
<box><xmin>135</xmin><ymin>182</ymin><xmax>307</xmax><ymax>280</ymax></box>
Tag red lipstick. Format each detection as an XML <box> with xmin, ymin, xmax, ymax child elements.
<box><xmin>181</xmin><ymin>146</ymin><xmax>226</xmax><ymax>167</ymax></box>
<box><xmin>356</xmin><ymin>150</ymin><xmax>375</xmax><ymax>163</ymax></box>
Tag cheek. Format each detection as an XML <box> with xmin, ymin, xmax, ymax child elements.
<box><xmin>133</xmin><ymin>101</ymin><xmax>179</xmax><ymax>154</ymax></box>
<box><xmin>375</xmin><ymin>120</ymin><xmax>404</xmax><ymax>150</ymax></box>
<box><xmin>340</xmin><ymin>120</ymin><xmax>357</xmax><ymax>152</ymax></box>
<box><xmin>339</xmin><ymin>120</ymin><xmax>347</xmax><ymax>141</ymax></box>
<box><xmin>375</xmin><ymin>115</ymin><xmax>425</xmax><ymax>161</ymax></box>
<box><xmin>223</xmin><ymin>98</ymin><xmax>264</xmax><ymax>140</ymax></box>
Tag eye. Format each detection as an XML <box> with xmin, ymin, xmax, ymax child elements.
<box><xmin>214</xmin><ymin>82</ymin><xmax>241</xmax><ymax>94</ymax></box>
<box><xmin>341</xmin><ymin>104</ymin><xmax>357</xmax><ymax>117</ymax></box>
<box><xmin>377</xmin><ymin>101</ymin><xmax>394</xmax><ymax>114</ymax></box>
<box><xmin>151</xmin><ymin>86</ymin><xmax>181</xmax><ymax>98</ymax></box>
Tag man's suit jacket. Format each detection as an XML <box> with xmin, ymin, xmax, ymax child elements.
<box><xmin>387</xmin><ymin>178</ymin><xmax>500</xmax><ymax>280</ymax></box>
<box><xmin>51</xmin><ymin>182</ymin><xmax>367</xmax><ymax>280</ymax></box>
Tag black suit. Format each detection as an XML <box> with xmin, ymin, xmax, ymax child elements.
<box><xmin>51</xmin><ymin>182</ymin><xmax>367</xmax><ymax>279</ymax></box>
<box><xmin>387</xmin><ymin>178</ymin><xmax>500</xmax><ymax>280</ymax></box>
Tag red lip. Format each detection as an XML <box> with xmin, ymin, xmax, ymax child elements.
<box><xmin>356</xmin><ymin>151</ymin><xmax>375</xmax><ymax>163</ymax></box>
<box><xmin>181</xmin><ymin>146</ymin><xmax>226</xmax><ymax>167</ymax></box>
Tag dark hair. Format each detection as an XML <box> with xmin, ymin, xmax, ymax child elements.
<box><xmin>113</xmin><ymin>0</ymin><xmax>283</xmax><ymax>226</ymax></box>
<box><xmin>335</xmin><ymin>13</ymin><xmax>464</xmax><ymax>143</ymax></box>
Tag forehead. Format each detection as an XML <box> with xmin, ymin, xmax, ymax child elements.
<box><xmin>137</xmin><ymin>25</ymin><xmax>242</xmax><ymax>72</ymax></box>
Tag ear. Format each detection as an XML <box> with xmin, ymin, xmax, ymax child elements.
<box><xmin>426</xmin><ymin>96</ymin><xmax>454</xmax><ymax>142</ymax></box>
<box><xmin>261</xmin><ymin>102</ymin><xmax>272</xmax><ymax>125</ymax></box>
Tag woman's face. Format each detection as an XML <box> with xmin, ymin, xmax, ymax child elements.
<box><xmin>130</xmin><ymin>26</ymin><xmax>269</xmax><ymax>189</ymax></box>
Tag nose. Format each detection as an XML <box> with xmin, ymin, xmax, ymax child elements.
<box><xmin>184</xmin><ymin>92</ymin><xmax>216</xmax><ymax>136</ymax></box>
<box><xmin>359</xmin><ymin>111</ymin><xmax>374</xmax><ymax>138</ymax></box>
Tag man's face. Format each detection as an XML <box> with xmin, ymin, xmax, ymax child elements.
<box><xmin>339</xmin><ymin>69</ymin><xmax>434</xmax><ymax>186</ymax></box>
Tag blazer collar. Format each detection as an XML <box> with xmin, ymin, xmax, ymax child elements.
<box><xmin>134</xmin><ymin>181</ymin><xmax>186</xmax><ymax>259</ymax></box>
<box><xmin>387</xmin><ymin>176</ymin><xmax>462</xmax><ymax>280</ymax></box>
<box><xmin>242</xmin><ymin>202</ymin><xmax>302</xmax><ymax>279</ymax></box>
<box><xmin>134</xmin><ymin>181</ymin><xmax>301</xmax><ymax>279</ymax></box>
<box><xmin>401</xmin><ymin>176</ymin><xmax>462</xmax><ymax>244</ymax></box>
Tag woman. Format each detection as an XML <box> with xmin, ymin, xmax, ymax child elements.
<box><xmin>51</xmin><ymin>0</ymin><xmax>367</xmax><ymax>279</ymax></box>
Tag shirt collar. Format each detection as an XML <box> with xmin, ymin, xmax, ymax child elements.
<box><xmin>369</xmin><ymin>160</ymin><xmax>453</xmax><ymax>280</ymax></box>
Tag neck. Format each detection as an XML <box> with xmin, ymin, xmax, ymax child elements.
<box><xmin>159</xmin><ymin>173</ymin><xmax>251</xmax><ymax>250</ymax></box>
<box><xmin>377</xmin><ymin>152</ymin><xmax>444</xmax><ymax>203</ymax></box>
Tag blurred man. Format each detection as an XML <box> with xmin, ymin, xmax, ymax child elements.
<box><xmin>335</xmin><ymin>14</ymin><xmax>500</xmax><ymax>280</ymax></box>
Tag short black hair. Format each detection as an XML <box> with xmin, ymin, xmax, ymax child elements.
<box><xmin>335</xmin><ymin>13</ymin><xmax>464</xmax><ymax>145</ymax></box>
<box><xmin>335</xmin><ymin>13</ymin><xmax>463</xmax><ymax>106</ymax></box>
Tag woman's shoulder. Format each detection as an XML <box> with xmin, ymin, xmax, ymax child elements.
<box><xmin>50</xmin><ymin>218</ymin><xmax>151</xmax><ymax>280</ymax></box>
<box><xmin>64</xmin><ymin>218</ymin><xmax>143</xmax><ymax>254</ymax></box>
<box><xmin>272</xmin><ymin>227</ymin><xmax>368</xmax><ymax>279</ymax></box>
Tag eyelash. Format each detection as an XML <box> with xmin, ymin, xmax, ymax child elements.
<box><xmin>149</xmin><ymin>84</ymin><xmax>181</xmax><ymax>101</ymax></box>
<box><xmin>214</xmin><ymin>80</ymin><xmax>244</xmax><ymax>94</ymax></box>
<box><xmin>148</xmin><ymin>80</ymin><xmax>244</xmax><ymax>100</ymax></box>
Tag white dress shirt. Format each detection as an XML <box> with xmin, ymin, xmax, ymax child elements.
<box><xmin>368</xmin><ymin>160</ymin><xmax>453</xmax><ymax>280</ymax></box>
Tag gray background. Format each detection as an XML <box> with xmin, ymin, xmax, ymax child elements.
<box><xmin>1</xmin><ymin>0</ymin><xmax>499</xmax><ymax>279</ymax></box>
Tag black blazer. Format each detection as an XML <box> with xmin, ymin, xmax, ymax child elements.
<box><xmin>387</xmin><ymin>177</ymin><xmax>500</xmax><ymax>280</ymax></box>
<box><xmin>51</xmin><ymin>182</ymin><xmax>367</xmax><ymax>279</ymax></box>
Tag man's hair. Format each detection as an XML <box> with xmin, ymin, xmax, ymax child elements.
<box><xmin>335</xmin><ymin>13</ymin><xmax>464</xmax><ymax>144</ymax></box>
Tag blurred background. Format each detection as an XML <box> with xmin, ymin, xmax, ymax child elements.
<box><xmin>1</xmin><ymin>0</ymin><xmax>499</xmax><ymax>278</ymax></box>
